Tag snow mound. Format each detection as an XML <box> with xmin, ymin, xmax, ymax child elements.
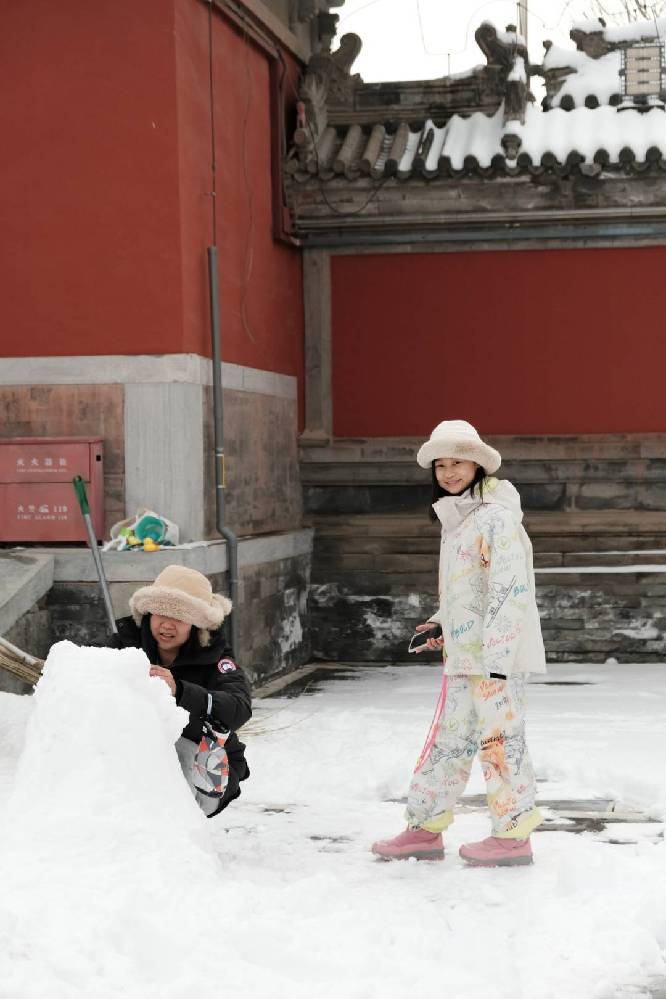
<box><xmin>0</xmin><ymin>642</ymin><xmax>221</xmax><ymax>999</ymax></box>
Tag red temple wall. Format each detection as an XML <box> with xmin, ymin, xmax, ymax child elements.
<box><xmin>331</xmin><ymin>247</ymin><xmax>666</xmax><ymax>436</ymax></box>
<box><xmin>0</xmin><ymin>0</ymin><xmax>304</xmax><ymax>384</ymax></box>
<box><xmin>0</xmin><ymin>0</ymin><xmax>183</xmax><ymax>357</ymax></box>
<box><xmin>174</xmin><ymin>0</ymin><xmax>304</xmax><ymax>378</ymax></box>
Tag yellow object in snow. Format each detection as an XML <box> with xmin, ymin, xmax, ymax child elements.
<box><xmin>143</xmin><ymin>538</ymin><xmax>161</xmax><ymax>552</ymax></box>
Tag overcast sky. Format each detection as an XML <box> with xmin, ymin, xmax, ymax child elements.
<box><xmin>333</xmin><ymin>0</ymin><xmax>607</xmax><ymax>83</ymax></box>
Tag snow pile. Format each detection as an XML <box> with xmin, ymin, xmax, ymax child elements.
<box><xmin>0</xmin><ymin>642</ymin><xmax>220</xmax><ymax>999</ymax></box>
<box><xmin>1</xmin><ymin>658</ymin><xmax>666</xmax><ymax>997</ymax></box>
<box><xmin>213</xmin><ymin>663</ymin><xmax>666</xmax><ymax>998</ymax></box>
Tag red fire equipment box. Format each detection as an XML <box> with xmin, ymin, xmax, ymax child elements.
<box><xmin>0</xmin><ymin>437</ymin><xmax>104</xmax><ymax>543</ymax></box>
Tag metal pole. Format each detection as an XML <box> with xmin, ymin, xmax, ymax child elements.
<box><xmin>72</xmin><ymin>476</ymin><xmax>118</xmax><ymax>634</ymax></box>
<box><xmin>207</xmin><ymin>245</ymin><xmax>240</xmax><ymax>657</ymax></box>
<box><xmin>518</xmin><ymin>0</ymin><xmax>528</xmax><ymax>48</ymax></box>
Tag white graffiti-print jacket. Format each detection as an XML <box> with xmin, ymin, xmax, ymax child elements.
<box><xmin>429</xmin><ymin>477</ymin><xmax>546</xmax><ymax>676</ymax></box>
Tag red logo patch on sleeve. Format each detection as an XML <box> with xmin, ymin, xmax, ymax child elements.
<box><xmin>217</xmin><ymin>658</ymin><xmax>237</xmax><ymax>674</ymax></box>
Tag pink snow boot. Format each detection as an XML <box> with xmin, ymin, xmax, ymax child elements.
<box><xmin>371</xmin><ymin>827</ymin><xmax>444</xmax><ymax>861</ymax></box>
<box><xmin>459</xmin><ymin>836</ymin><xmax>533</xmax><ymax>867</ymax></box>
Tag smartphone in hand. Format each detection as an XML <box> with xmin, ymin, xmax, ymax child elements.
<box><xmin>408</xmin><ymin>624</ymin><xmax>443</xmax><ymax>654</ymax></box>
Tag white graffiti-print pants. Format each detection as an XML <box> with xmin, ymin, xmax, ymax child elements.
<box><xmin>405</xmin><ymin>675</ymin><xmax>543</xmax><ymax>839</ymax></box>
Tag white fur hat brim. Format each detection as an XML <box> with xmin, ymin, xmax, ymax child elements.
<box><xmin>416</xmin><ymin>420</ymin><xmax>501</xmax><ymax>474</ymax></box>
<box><xmin>129</xmin><ymin>585</ymin><xmax>232</xmax><ymax>632</ymax></box>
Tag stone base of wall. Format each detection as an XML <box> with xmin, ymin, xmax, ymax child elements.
<box><xmin>0</xmin><ymin>384</ymin><xmax>125</xmax><ymax>535</ymax></box>
<box><xmin>302</xmin><ymin>434</ymin><xmax>666</xmax><ymax>665</ymax></box>
<box><xmin>307</xmin><ymin>511</ymin><xmax>666</xmax><ymax>665</ymax></box>
<box><xmin>235</xmin><ymin>554</ymin><xmax>311</xmax><ymax>679</ymax></box>
<box><xmin>308</xmin><ymin>574</ymin><xmax>666</xmax><ymax>665</ymax></box>
<box><xmin>1</xmin><ymin>356</ymin><xmax>302</xmax><ymax>543</ymax></box>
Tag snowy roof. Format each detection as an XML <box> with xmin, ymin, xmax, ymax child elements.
<box><xmin>542</xmin><ymin>45</ymin><xmax>623</xmax><ymax>110</ymax></box>
<box><xmin>288</xmin><ymin>102</ymin><xmax>666</xmax><ymax>181</ymax></box>
<box><xmin>288</xmin><ymin>16</ymin><xmax>666</xmax><ymax>185</ymax></box>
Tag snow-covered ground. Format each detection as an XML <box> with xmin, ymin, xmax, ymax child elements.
<box><xmin>0</xmin><ymin>647</ymin><xmax>665</xmax><ymax>999</ymax></box>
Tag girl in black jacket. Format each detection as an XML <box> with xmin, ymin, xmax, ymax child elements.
<box><xmin>108</xmin><ymin>564</ymin><xmax>252</xmax><ymax>817</ymax></box>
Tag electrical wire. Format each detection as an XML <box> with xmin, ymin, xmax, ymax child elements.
<box><xmin>240</xmin><ymin>28</ymin><xmax>257</xmax><ymax>344</ymax></box>
<box><xmin>276</xmin><ymin>42</ymin><xmax>390</xmax><ymax>218</ymax></box>
<box><xmin>338</xmin><ymin>0</ymin><xmax>394</xmax><ymax>25</ymax></box>
<box><xmin>341</xmin><ymin>0</ymin><xmax>663</xmax><ymax>70</ymax></box>
<box><xmin>306</xmin><ymin>115</ymin><xmax>390</xmax><ymax>217</ymax></box>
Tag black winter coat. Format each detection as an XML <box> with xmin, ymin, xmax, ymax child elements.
<box><xmin>108</xmin><ymin>616</ymin><xmax>252</xmax><ymax>784</ymax></box>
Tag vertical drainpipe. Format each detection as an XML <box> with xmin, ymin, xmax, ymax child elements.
<box><xmin>207</xmin><ymin>2</ymin><xmax>239</xmax><ymax>657</ymax></box>
<box><xmin>208</xmin><ymin>246</ymin><xmax>240</xmax><ymax>658</ymax></box>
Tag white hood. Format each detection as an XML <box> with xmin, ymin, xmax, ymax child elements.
<box><xmin>432</xmin><ymin>477</ymin><xmax>523</xmax><ymax>533</ymax></box>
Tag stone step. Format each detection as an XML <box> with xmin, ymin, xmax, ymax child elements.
<box><xmin>312</xmin><ymin>565</ymin><xmax>666</xmax><ymax>594</ymax></box>
<box><xmin>314</xmin><ymin>535</ymin><xmax>666</xmax><ymax>571</ymax></box>
<box><xmin>314</xmin><ymin>539</ymin><xmax>666</xmax><ymax>578</ymax></box>
<box><xmin>311</xmin><ymin>513</ymin><xmax>666</xmax><ymax>557</ymax></box>
<box><xmin>311</xmin><ymin>510</ymin><xmax>666</xmax><ymax>539</ymax></box>
<box><xmin>300</xmin><ymin>435</ymin><xmax>666</xmax><ymax>517</ymax></box>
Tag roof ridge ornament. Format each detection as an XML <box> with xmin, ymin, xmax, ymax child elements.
<box><xmin>290</xmin><ymin>0</ymin><xmax>347</xmax><ymax>53</ymax></box>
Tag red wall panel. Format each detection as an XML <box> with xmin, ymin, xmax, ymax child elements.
<box><xmin>331</xmin><ymin>247</ymin><xmax>666</xmax><ymax>436</ymax></box>
<box><xmin>0</xmin><ymin>0</ymin><xmax>304</xmax><ymax>396</ymax></box>
<box><xmin>174</xmin><ymin>1</ymin><xmax>304</xmax><ymax>381</ymax></box>
<box><xmin>0</xmin><ymin>0</ymin><xmax>184</xmax><ymax>356</ymax></box>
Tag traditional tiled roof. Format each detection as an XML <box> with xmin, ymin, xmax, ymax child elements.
<box><xmin>286</xmin><ymin>14</ymin><xmax>666</xmax><ymax>191</ymax></box>
<box><xmin>287</xmin><ymin>22</ymin><xmax>530</xmax><ymax>180</ymax></box>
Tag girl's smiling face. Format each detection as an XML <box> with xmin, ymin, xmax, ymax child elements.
<box><xmin>434</xmin><ymin>458</ymin><xmax>477</xmax><ymax>495</ymax></box>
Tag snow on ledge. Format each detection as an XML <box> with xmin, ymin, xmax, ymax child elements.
<box><xmin>572</xmin><ymin>16</ymin><xmax>666</xmax><ymax>44</ymax></box>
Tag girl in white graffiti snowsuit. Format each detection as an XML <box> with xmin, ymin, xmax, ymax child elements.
<box><xmin>372</xmin><ymin>420</ymin><xmax>546</xmax><ymax>866</ymax></box>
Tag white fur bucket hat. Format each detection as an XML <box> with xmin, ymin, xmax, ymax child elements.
<box><xmin>129</xmin><ymin>565</ymin><xmax>232</xmax><ymax>647</ymax></box>
<box><xmin>416</xmin><ymin>419</ymin><xmax>501</xmax><ymax>474</ymax></box>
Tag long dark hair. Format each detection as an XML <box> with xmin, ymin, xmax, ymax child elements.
<box><xmin>428</xmin><ymin>462</ymin><xmax>487</xmax><ymax>522</ymax></box>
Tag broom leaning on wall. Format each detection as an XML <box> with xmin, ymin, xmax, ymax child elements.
<box><xmin>0</xmin><ymin>637</ymin><xmax>42</xmax><ymax>687</ymax></box>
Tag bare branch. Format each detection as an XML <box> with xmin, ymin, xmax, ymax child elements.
<box><xmin>582</xmin><ymin>0</ymin><xmax>666</xmax><ymax>23</ymax></box>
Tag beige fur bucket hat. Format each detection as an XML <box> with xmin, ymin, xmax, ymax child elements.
<box><xmin>416</xmin><ymin>419</ymin><xmax>501</xmax><ymax>474</ymax></box>
<box><xmin>129</xmin><ymin>565</ymin><xmax>232</xmax><ymax>647</ymax></box>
